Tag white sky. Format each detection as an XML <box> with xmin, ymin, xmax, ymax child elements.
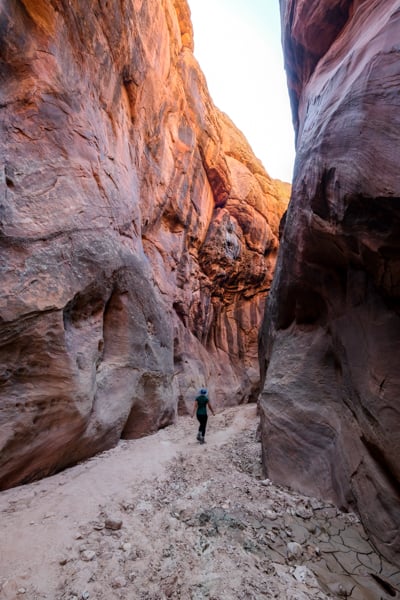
<box><xmin>188</xmin><ymin>0</ymin><xmax>295</xmax><ymax>183</ymax></box>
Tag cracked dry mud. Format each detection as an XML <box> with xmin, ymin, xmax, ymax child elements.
<box><xmin>1</xmin><ymin>405</ymin><xmax>399</xmax><ymax>599</ymax></box>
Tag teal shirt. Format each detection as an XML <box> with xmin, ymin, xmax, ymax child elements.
<box><xmin>196</xmin><ymin>395</ymin><xmax>209</xmax><ymax>416</ymax></box>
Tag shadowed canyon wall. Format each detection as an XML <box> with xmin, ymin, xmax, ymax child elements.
<box><xmin>0</xmin><ymin>0</ymin><xmax>289</xmax><ymax>489</ymax></box>
<box><xmin>259</xmin><ymin>0</ymin><xmax>400</xmax><ymax>565</ymax></box>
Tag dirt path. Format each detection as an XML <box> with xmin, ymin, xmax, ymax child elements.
<box><xmin>0</xmin><ymin>405</ymin><xmax>399</xmax><ymax>599</ymax></box>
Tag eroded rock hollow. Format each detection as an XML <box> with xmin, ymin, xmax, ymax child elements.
<box><xmin>259</xmin><ymin>0</ymin><xmax>400</xmax><ymax>566</ymax></box>
<box><xmin>0</xmin><ymin>0</ymin><xmax>288</xmax><ymax>489</ymax></box>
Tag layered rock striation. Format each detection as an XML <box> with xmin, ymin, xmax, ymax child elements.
<box><xmin>0</xmin><ymin>0</ymin><xmax>288</xmax><ymax>489</ymax></box>
<box><xmin>260</xmin><ymin>0</ymin><xmax>400</xmax><ymax>566</ymax></box>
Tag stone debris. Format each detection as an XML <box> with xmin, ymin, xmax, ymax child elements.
<box><xmin>1</xmin><ymin>406</ymin><xmax>399</xmax><ymax>600</ymax></box>
<box><xmin>54</xmin><ymin>409</ymin><xmax>399</xmax><ymax>599</ymax></box>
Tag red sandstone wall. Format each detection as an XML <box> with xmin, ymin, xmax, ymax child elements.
<box><xmin>260</xmin><ymin>0</ymin><xmax>400</xmax><ymax>566</ymax></box>
<box><xmin>0</xmin><ymin>0</ymin><xmax>288</xmax><ymax>488</ymax></box>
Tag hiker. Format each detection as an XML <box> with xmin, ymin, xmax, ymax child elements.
<box><xmin>192</xmin><ymin>388</ymin><xmax>215</xmax><ymax>444</ymax></box>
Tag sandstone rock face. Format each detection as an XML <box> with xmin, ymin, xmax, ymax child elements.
<box><xmin>0</xmin><ymin>0</ymin><xmax>288</xmax><ymax>489</ymax></box>
<box><xmin>260</xmin><ymin>0</ymin><xmax>400</xmax><ymax>566</ymax></box>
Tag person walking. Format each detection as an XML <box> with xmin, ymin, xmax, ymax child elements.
<box><xmin>192</xmin><ymin>388</ymin><xmax>215</xmax><ymax>444</ymax></box>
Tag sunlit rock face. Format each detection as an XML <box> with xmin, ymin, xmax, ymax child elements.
<box><xmin>260</xmin><ymin>0</ymin><xmax>400</xmax><ymax>565</ymax></box>
<box><xmin>0</xmin><ymin>0</ymin><xmax>288</xmax><ymax>488</ymax></box>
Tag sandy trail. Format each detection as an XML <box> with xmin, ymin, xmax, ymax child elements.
<box><xmin>0</xmin><ymin>405</ymin><xmax>399</xmax><ymax>599</ymax></box>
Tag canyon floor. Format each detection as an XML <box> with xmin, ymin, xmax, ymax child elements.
<box><xmin>1</xmin><ymin>405</ymin><xmax>399</xmax><ymax>600</ymax></box>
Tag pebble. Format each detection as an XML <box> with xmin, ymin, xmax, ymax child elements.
<box><xmin>80</xmin><ymin>550</ymin><xmax>96</xmax><ymax>562</ymax></box>
<box><xmin>287</xmin><ymin>541</ymin><xmax>303</xmax><ymax>560</ymax></box>
<box><xmin>265</xmin><ymin>510</ymin><xmax>278</xmax><ymax>521</ymax></box>
<box><xmin>295</xmin><ymin>506</ymin><xmax>313</xmax><ymax>520</ymax></box>
<box><xmin>328</xmin><ymin>582</ymin><xmax>352</xmax><ymax>597</ymax></box>
<box><xmin>284</xmin><ymin>528</ymin><xmax>293</xmax><ymax>537</ymax></box>
<box><xmin>105</xmin><ymin>516</ymin><xmax>123</xmax><ymax>530</ymax></box>
<box><xmin>292</xmin><ymin>565</ymin><xmax>310</xmax><ymax>583</ymax></box>
<box><xmin>112</xmin><ymin>576</ymin><xmax>127</xmax><ymax>588</ymax></box>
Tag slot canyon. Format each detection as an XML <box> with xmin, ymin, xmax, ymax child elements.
<box><xmin>0</xmin><ymin>0</ymin><xmax>399</xmax><ymax>598</ymax></box>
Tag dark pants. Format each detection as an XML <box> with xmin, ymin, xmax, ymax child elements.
<box><xmin>197</xmin><ymin>414</ymin><xmax>208</xmax><ymax>437</ymax></box>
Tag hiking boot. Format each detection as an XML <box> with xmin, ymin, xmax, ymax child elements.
<box><xmin>200</xmin><ymin>435</ymin><xmax>205</xmax><ymax>444</ymax></box>
<box><xmin>196</xmin><ymin>432</ymin><xmax>201</xmax><ymax>441</ymax></box>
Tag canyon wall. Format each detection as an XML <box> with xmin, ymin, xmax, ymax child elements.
<box><xmin>260</xmin><ymin>0</ymin><xmax>400</xmax><ymax>565</ymax></box>
<box><xmin>0</xmin><ymin>0</ymin><xmax>288</xmax><ymax>489</ymax></box>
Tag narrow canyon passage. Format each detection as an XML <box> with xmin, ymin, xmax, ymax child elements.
<box><xmin>0</xmin><ymin>405</ymin><xmax>398</xmax><ymax>599</ymax></box>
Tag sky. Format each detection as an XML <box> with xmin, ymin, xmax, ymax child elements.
<box><xmin>188</xmin><ymin>0</ymin><xmax>295</xmax><ymax>183</ymax></box>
